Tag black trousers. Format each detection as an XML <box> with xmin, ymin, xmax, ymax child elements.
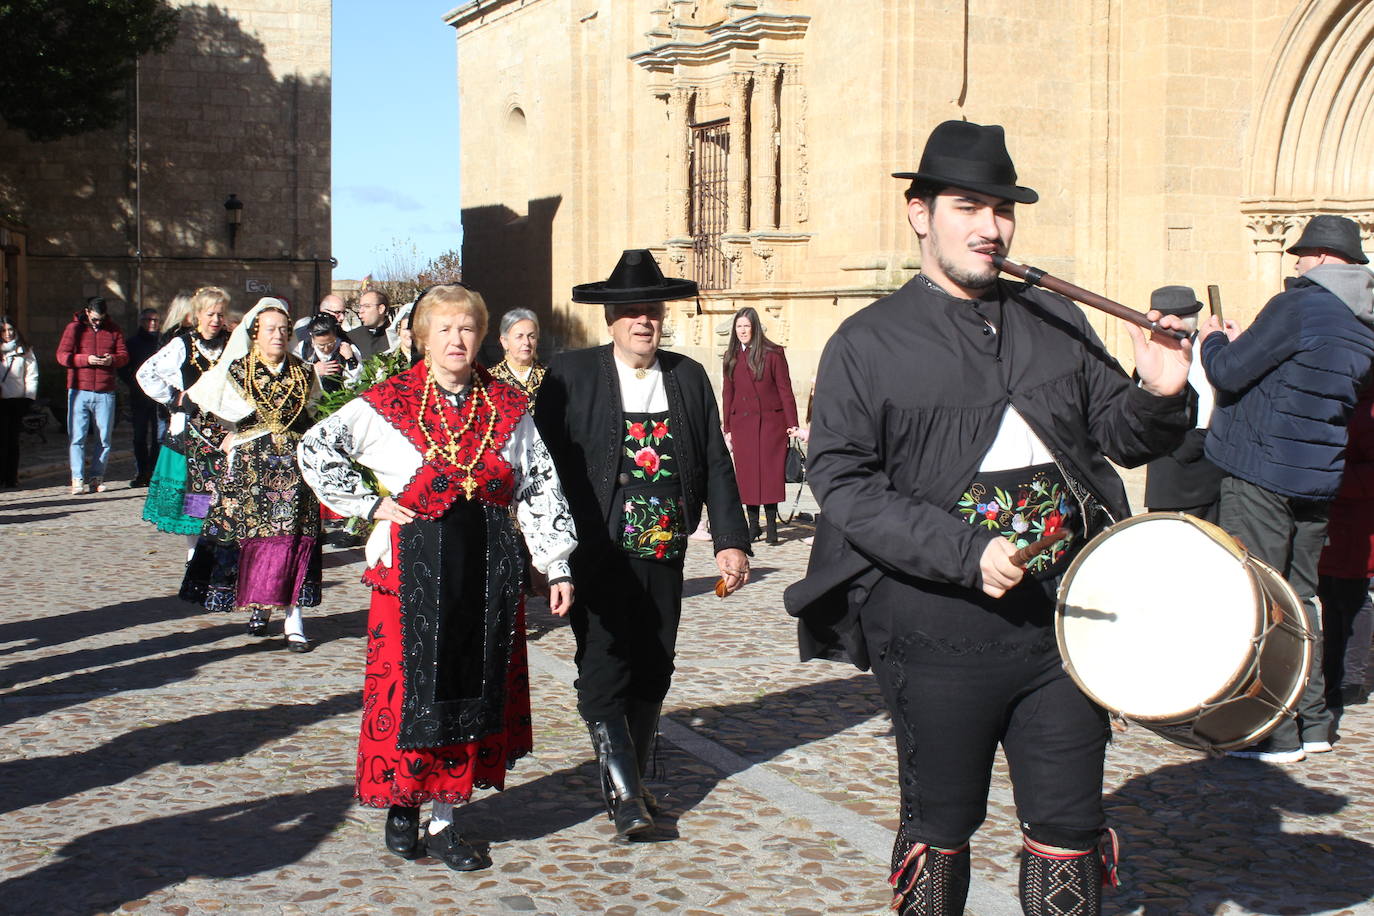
<box><xmin>862</xmin><ymin>573</ymin><xmax>1109</xmax><ymax>862</ymax></box>
<box><xmin>1218</xmin><ymin>475</ymin><xmax>1332</xmax><ymax>746</ymax></box>
<box><xmin>569</xmin><ymin>546</ymin><xmax>685</xmax><ymax>721</ymax></box>
<box><xmin>130</xmin><ymin>396</ymin><xmax>162</xmax><ymax>478</ymax></box>
<box><xmin>0</xmin><ymin>397</ymin><xmax>27</xmax><ymax>486</ymax></box>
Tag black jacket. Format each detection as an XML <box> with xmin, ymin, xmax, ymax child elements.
<box><xmin>535</xmin><ymin>344</ymin><xmax>750</xmax><ymax>559</ymax></box>
<box><xmin>348</xmin><ymin>321</ymin><xmax>392</xmax><ymax>362</ymax></box>
<box><xmin>784</xmin><ymin>277</ymin><xmax>1192</xmax><ymax>669</ymax></box>
<box><xmin>1143</xmin><ymin>428</ymin><xmax>1224</xmax><ymax>510</ymax></box>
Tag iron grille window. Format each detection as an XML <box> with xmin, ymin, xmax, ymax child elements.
<box><xmin>690</xmin><ymin>120</ymin><xmax>730</xmax><ymax>290</ymax></box>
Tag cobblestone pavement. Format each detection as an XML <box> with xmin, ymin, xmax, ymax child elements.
<box><xmin>2</xmin><ymin>452</ymin><xmax>1373</xmax><ymax>915</ymax></box>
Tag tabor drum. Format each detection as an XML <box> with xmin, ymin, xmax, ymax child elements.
<box><xmin>1055</xmin><ymin>512</ymin><xmax>1313</xmax><ymax>753</ymax></box>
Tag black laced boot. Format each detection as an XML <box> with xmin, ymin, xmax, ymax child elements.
<box><xmin>746</xmin><ymin>504</ymin><xmax>762</xmax><ymax>541</ymax></box>
<box><xmin>587</xmin><ymin>718</ymin><xmax>654</xmax><ymax>839</ymax></box>
<box><xmin>764</xmin><ymin>503</ymin><xmax>780</xmax><ymax>544</ymax></box>
<box><xmin>627</xmin><ymin>698</ymin><xmax>663</xmax><ymax>814</ymax></box>
<box><xmin>889</xmin><ymin>842</ymin><xmax>971</xmax><ymax>915</ymax></box>
<box><xmin>1018</xmin><ymin>831</ymin><xmax>1118</xmax><ymax>916</ymax></box>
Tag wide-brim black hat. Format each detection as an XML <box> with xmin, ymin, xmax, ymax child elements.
<box><xmin>1286</xmin><ymin>214</ymin><xmax>1369</xmax><ymax>264</ymax></box>
<box><xmin>571</xmin><ymin>249</ymin><xmax>699</xmax><ymax>304</ymax></box>
<box><xmin>893</xmin><ymin>120</ymin><xmax>1039</xmax><ymax>204</ymax></box>
<box><xmin>1149</xmin><ymin>285</ymin><xmax>1202</xmax><ymax>317</ymax></box>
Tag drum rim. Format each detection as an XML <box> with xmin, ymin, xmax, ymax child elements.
<box><xmin>1055</xmin><ymin>511</ymin><xmax>1265</xmax><ymax>723</ymax></box>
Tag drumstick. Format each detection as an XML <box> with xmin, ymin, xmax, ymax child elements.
<box><xmin>1010</xmin><ymin>528</ymin><xmax>1072</xmax><ymax>568</ymax></box>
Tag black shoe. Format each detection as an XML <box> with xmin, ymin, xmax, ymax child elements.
<box><xmin>1341</xmin><ymin>684</ymin><xmax>1369</xmax><ymax>706</ymax></box>
<box><xmin>286</xmin><ymin>634</ymin><xmax>314</xmax><ymax>653</ymax></box>
<box><xmin>588</xmin><ymin>718</ymin><xmax>654</xmax><ymax>839</ymax></box>
<box><xmin>425</xmin><ymin>823</ymin><xmax>490</xmax><ymax>871</ymax></box>
<box><xmin>247</xmin><ymin>609</ymin><xmax>270</xmax><ymax>637</ymax></box>
<box><xmin>385</xmin><ymin>805</ymin><xmax>423</xmax><ymax>860</ymax></box>
<box><xmin>129</xmin><ymin>475</ymin><xmax>149</xmax><ymax>488</ymax></box>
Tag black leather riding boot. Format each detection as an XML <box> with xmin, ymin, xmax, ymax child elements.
<box><xmin>745</xmin><ymin>504</ymin><xmax>762</xmax><ymax>540</ymax></box>
<box><xmin>627</xmin><ymin>699</ymin><xmax>663</xmax><ymax>813</ymax></box>
<box><xmin>764</xmin><ymin>503</ymin><xmax>780</xmax><ymax>544</ymax></box>
<box><xmin>587</xmin><ymin>718</ymin><xmax>654</xmax><ymax>839</ymax></box>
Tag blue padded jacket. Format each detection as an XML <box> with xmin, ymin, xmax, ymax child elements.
<box><xmin>1203</xmin><ymin>265</ymin><xmax>1374</xmax><ymax>500</ymax></box>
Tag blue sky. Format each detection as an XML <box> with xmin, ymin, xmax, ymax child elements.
<box><xmin>331</xmin><ymin>2</ymin><xmax>462</xmax><ymax>282</ymax></box>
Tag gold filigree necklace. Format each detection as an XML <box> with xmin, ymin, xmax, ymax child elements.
<box><xmin>245</xmin><ymin>348</ymin><xmax>309</xmax><ymax>443</ymax></box>
<box><xmin>417</xmin><ymin>368</ymin><xmax>497</xmax><ymax>499</ymax></box>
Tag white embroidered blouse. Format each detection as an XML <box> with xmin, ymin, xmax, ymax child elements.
<box><xmin>297</xmin><ymin>395</ymin><xmax>577</xmax><ymax>582</ymax></box>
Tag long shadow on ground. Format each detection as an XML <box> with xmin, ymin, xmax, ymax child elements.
<box><xmin>0</xmin><ymin>620</ymin><xmax>246</xmax><ymax>689</ymax></box>
<box><xmin>0</xmin><ymin>785</ymin><xmax>353</xmax><ymax>914</ymax></box>
<box><xmin>0</xmin><ymin>640</ymin><xmax>283</xmax><ymax>729</ymax></box>
<box><xmin>0</xmin><ymin>692</ymin><xmax>358</xmax><ymax>816</ymax></box>
<box><xmin>0</xmin><ymin>596</ymin><xmax>196</xmax><ymax>658</ymax></box>
<box><xmin>461</xmin><ymin>674</ymin><xmax>880</xmax><ymax>844</ymax></box>
<box><xmin>1103</xmin><ymin>757</ymin><xmax>1374</xmax><ymax>914</ymax></box>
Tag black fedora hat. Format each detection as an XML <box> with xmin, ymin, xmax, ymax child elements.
<box><xmin>1149</xmin><ymin>285</ymin><xmax>1202</xmax><ymax>317</ymax></box>
<box><xmin>893</xmin><ymin>120</ymin><xmax>1038</xmax><ymax>204</ymax></box>
<box><xmin>572</xmin><ymin>249</ymin><xmax>699</xmax><ymax>304</ymax></box>
<box><xmin>1286</xmin><ymin>214</ymin><xmax>1369</xmax><ymax>264</ymax></box>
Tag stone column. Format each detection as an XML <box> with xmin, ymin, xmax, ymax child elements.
<box><xmin>1246</xmin><ymin>213</ymin><xmax>1295</xmax><ymax>297</ymax></box>
<box><xmin>783</xmin><ymin>65</ymin><xmax>808</xmax><ymax>227</ymax></box>
<box><xmin>667</xmin><ymin>86</ymin><xmax>692</xmax><ymax>239</ymax></box>
<box><xmin>727</xmin><ymin>70</ymin><xmax>751</xmax><ymax>234</ymax></box>
<box><xmin>751</xmin><ymin>63</ymin><xmax>781</xmax><ymax>231</ymax></box>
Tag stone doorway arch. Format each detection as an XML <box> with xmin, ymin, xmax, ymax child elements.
<box><xmin>1242</xmin><ymin>0</ymin><xmax>1374</xmax><ymax>292</ymax></box>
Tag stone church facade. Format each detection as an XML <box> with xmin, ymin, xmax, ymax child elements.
<box><xmin>448</xmin><ymin>0</ymin><xmax>1374</xmax><ymax>390</ymax></box>
<box><xmin>0</xmin><ymin>0</ymin><xmax>332</xmax><ymax>351</ymax></box>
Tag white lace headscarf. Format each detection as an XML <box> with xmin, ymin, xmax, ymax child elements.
<box><xmin>185</xmin><ymin>297</ymin><xmax>299</xmax><ymax>424</ymax></box>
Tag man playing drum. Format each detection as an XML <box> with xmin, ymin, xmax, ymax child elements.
<box><xmin>786</xmin><ymin>120</ymin><xmax>1193</xmax><ymax>915</ymax></box>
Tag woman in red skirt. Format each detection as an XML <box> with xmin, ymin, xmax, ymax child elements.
<box><xmin>299</xmin><ymin>284</ymin><xmax>576</xmax><ymax>871</ymax></box>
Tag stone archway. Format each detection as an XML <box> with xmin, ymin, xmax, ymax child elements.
<box><xmin>1242</xmin><ymin>0</ymin><xmax>1374</xmax><ymax>292</ymax></box>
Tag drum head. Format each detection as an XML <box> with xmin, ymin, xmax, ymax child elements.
<box><xmin>1057</xmin><ymin>514</ymin><xmax>1262</xmax><ymax>720</ymax></box>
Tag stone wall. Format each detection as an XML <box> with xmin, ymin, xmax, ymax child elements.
<box><xmin>450</xmin><ymin>0</ymin><xmax>1373</xmax><ymax>395</ymax></box>
<box><xmin>0</xmin><ymin>0</ymin><xmax>332</xmax><ymax>352</ymax></box>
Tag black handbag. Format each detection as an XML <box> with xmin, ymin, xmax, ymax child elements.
<box><xmin>784</xmin><ymin>438</ymin><xmax>806</xmax><ymax>483</ymax></box>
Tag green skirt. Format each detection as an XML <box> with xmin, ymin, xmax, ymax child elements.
<box><xmin>142</xmin><ymin>448</ymin><xmax>201</xmax><ymax>535</ymax></box>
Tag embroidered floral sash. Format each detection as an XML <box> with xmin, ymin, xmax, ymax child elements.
<box><xmin>955</xmin><ymin>462</ymin><xmax>1083</xmax><ymax>579</ymax></box>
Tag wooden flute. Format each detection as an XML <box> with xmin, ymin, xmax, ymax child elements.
<box><xmin>991</xmin><ymin>254</ymin><xmax>1190</xmax><ymax>341</ymax></box>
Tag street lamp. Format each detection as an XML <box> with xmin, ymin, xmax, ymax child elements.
<box><xmin>224</xmin><ymin>193</ymin><xmax>243</xmax><ymax>250</ymax></box>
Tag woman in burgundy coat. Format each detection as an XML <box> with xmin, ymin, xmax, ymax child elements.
<box><xmin>722</xmin><ymin>307</ymin><xmax>799</xmax><ymax>543</ymax></box>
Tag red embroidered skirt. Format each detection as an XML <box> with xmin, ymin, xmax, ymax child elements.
<box><xmin>354</xmin><ymin>589</ymin><xmax>533</xmax><ymax>808</ymax></box>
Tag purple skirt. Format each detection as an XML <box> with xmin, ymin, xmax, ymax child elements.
<box><xmin>237</xmin><ymin>535</ymin><xmax>319</xmax><ymax>608</ymax></box>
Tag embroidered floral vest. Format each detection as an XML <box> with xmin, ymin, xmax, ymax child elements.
<box><xmin>615</xmin><ymin>411</ymin><xmax>687</xmax><ymax>562</ymax></box>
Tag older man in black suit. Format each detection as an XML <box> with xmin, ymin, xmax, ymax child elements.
<box><xmin>535</xmin><ymin>249</ymin><xmax>750</xmax><ymax>841</ymax></box>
